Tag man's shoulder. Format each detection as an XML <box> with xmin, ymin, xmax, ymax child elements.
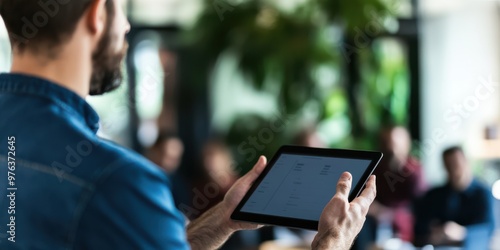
<box><xmin>90</xmin><ymin>139</ymin><xmax>169</xmax><ymax>185</ymax></box>
<box><xmin>67</xmin><ymin>139</ymin><xmax>187</xmax><ymax>249</ymax></box>
<box><xmin>406</xmin><ymin>157</ymin><xmax>423</xmax><ymax>170</ymax></box>
<box><xmin>98</xmin><ymin>139</ymin><xmax>167</xmax><ymax>180</ymax></box>
<box><xmin>421</xmin><ymin>184</ymin><xmax>448</xmax><ymax>200</ymax></box>
<box><xmin>66</xmin><ymin>138</ymin><xmax>181</xmax><ymax>221</ymax></box>
<box><xmin>10</xmin><ymin>122</ymin><xmax>168</xmax><ymax>193</ymax></box>
<box><xmin>469</xmin><ymin>178</ymin><xmax>491</xmax><ymax>196</ymax></box>
<box><xmin>429</xmin><ymin>184</ymin><xmax>449</xmax><ymax>193</ymax></box>
<box><xmin>1</xmin><ymin>89</ymin><xmax>168</xmax><ymax>188</ymax></box>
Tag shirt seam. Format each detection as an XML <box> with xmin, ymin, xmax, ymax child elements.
<box><xmin>0</xmin><ymin>155</ymin><xmax>90</xmax><ymax>188</ymax></box>
<box><xmin>66</xmin><ymin>158</ymin><xmax>129</xmax><ymax>249</ymax></box>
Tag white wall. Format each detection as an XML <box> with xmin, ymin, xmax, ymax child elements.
<box><xmin>0</xmin><ymin>17</ymin><xmax>12</xmax><ymax>72</ymax></box>
<box><xmin>420</xmin><ymin>0</ymin><xmax>500</xmax><ymax>185</ymax></box>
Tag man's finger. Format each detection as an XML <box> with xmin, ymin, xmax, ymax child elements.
<box><xmin>336</xmin><ymin>172</ymin><xmax>352</xmax><ymax>199</ymax></box>
<box><xmin>352</xmin><ymin>175</ymin><xmax>377</xmax><ymax>212</ymax></box>
<box><xmin>241</xmin><ymin>156</ymin><xmax>267</xmax><ymax>184</ymax></box>
<box><xmin>253</xmin><ymin>156</ymin><xmax>267</xmax><ymax>175</ymax></box>
<box><xmin>361</xmin><ymin>175</ymin><xmax>376</xmax><ymax>202</ymax></box>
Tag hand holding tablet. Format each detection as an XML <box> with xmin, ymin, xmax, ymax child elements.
<box><xmin>231</xmin><ymin>145</ymin><xmax>383</xmax><ymax>230</ymax></box>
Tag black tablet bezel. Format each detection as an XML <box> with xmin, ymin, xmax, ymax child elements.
<box><xmin>231</xmin><ymin>145</ymin><xmax>383</xmax><ymax>231</ymax></box>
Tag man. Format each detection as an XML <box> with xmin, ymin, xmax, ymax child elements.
<box><xmin>414</xmin><ymin>146</ymin><xmax>494</xmax><ymax>249</ymax></box>
<box><xmin>0</xmin><ymin>0</ymin><xmax>376</xmax><ymax>249</ymax></box>
<box><xmin>375</xmin><ymin>126</ymin><xmax>426</xmax><ymax>210</ymax></box>
<box><xmin>354</xmin><ymin>126</ymin><xmax>425</xmax><ymax>249</ymax></box>
<box><xmin>372</xmin><ymin>126</ymin><xmax>426</xmax><ymax>240</ymax></box>
<box><xmin>147</xmin><ymin>132</ymin><xmax>185</xmax><ymax>174</ymax></box>
<box><xmin>293</xmin><ymin>126</ymin><xmax>326</xmax><ymax>148</ymax></box>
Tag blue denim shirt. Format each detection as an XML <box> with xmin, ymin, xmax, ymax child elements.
<box><xmin>0</xmin><ymin>73</ymin><xmax>189</xmax><ymax>249</ymax></box>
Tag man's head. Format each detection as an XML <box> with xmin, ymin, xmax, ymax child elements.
<box><xmin>293</xmin><ymin>127</ymin><xmax>326</xmax><ymax>148</ymax></box>
<box><xmin>379</xmin><ymin>125</ymin><xmax>412</xmax><ymax>169</ymax></box>
<box><xmin>148</xmin><ymin>132</ymin><xmax>184</xmax><ymax>174</ymax></box>
<box><xmin>0</xmin><ymin>0</ymin><xmax>130</xmax><ymax>95</ymax></box>
<box><xmin>442</xmin><ymin>146</ymin><xmax>472</xmax><ymax>191</ymax></box>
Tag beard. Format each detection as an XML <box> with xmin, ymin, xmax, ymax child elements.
<box><xmin>89</xmin><ymin>2</ymin><xmax>128</xmax><ymax>96</ymax></box>
<box><xmin>89</xmin><ymin>31</ymin><xmax>128</xmax><ymax>96</ymax></box>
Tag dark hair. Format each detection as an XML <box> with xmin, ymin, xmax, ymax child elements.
<box><xmin>442</xmin><ymin>146</ymin><xmax>464</xmax><ymax>158</ymax></box>
<box><xmin>152</xmin><ymin>131</ymin><xmax>180</xmax><ymax>148</ymax></box>
<box><xmin>0</xmin><ymin>0</ymin><xmax>111</xmax><ymax>53</ymax></box>
<box><xmin>292</xmin><ymin>127</ymin><xmax>316</xmax><ymax>145</ymax></box>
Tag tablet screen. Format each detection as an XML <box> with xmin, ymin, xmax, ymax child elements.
<box><xmin>240</xmin><ymin>153</ymin><xmax>372</xmax><ymax>221</ymax></box>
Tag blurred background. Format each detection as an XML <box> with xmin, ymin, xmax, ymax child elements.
<box><xmin>1</xmin><ymin>0</ymin><xmax>500</xmax><ymax>249</ymax></box>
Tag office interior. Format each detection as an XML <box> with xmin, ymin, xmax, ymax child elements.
<box><xmin>1</xmin><ymin>0</ymin><xmax>500</xmax><ymax>249</ymax></box>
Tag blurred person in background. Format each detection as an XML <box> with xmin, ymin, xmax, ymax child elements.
<box><xmin>293</xmin><ymin>126</ymin><xmax>327</xmax><ymax>148</ymax></box>
<box><xmin>196</xmin><ymin>138</ymin><xmax>256</xmax><ymax>250</ymax></box>
<box><xmin>147</xmin><ymin>131</ymin><xmax>184</xmax><ymax>174</ymax></box>
<box><xmin>195</xmin><ymin>138</ymin><xmax>239</xmax><ymax>216</ymax></box>
<box><xmin>414</xmin><ymin>146</ymin><xmax>494</xmax><ymax>249</ymax></box>
<box><xmin>0</xmin><ymin>0</ymin><xmax>377</xmax><ymax>249</ymax></box>
<box><xmin>147</xmin><ymin>131</ymin><xmax>191</xmax><ymax>211</ymax></box>
<box><xmin>354</xmin><ymin>125</ymin><xmax>426</xmax><ymax>249</ymax></box>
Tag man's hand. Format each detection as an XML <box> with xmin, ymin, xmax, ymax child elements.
<box><xmin>429</xmin><ymin>221</ymin><xmax>466</xmax><ymax>245</ymax></box>
<box><xmin>187</xmin><ymin>156</ymin><xmax>267</xmax><ymax>250</ymax></box>
<box><xmin>312</xmin><ymin>172</ymin><xmax>377</xmax><ymax>250</ymax></box>
<box><xmin>221</xmin><ymin>155</ymin><xmax>267</xmax><ymax>231</ymax></box>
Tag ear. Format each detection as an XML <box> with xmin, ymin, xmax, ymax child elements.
<box><xmin>85</xmin><ymin>0</ymin><xmax>107</xmax><ymax>38</ymax></box>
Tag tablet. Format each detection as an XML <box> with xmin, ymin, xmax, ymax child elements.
<box><xmin>231</xmin><ymin>145</ymin><xmax>383</xmax><ymax>230</ymax></box>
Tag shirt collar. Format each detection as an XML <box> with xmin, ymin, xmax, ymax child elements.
<box><xmin>462</xmin><ymin>179</ymin><xmax>478</xmax><ymax>195</ymax></box>
<box><xmin>446</xmin><ymin>178</ymin><xmax>477</xmax><ymax>195</ymax></box>
<box><xmin>0</xmin><ymin>73</ymin><xmax>100</xmax><ymax>133</ymax></box>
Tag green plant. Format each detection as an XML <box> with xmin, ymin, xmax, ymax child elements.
<box><xmin>184</xmin><ymin>0</ymin><xmax>409</xmax><ymax>163</ymax></box>
<box><xmin>187</xmin><ymin>0</ymin><xmax>392</xmax><ymax>112</ymax></box>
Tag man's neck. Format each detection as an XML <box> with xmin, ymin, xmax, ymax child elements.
<box><xmin>10</xmin><ymin>45</ymin><xmax>92</xmax><ymax>98</ymax></box>
<box><xmin>451</xmin><ymin>176</ymin><xmax>473</xmax><ymax>192</ymax></box>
